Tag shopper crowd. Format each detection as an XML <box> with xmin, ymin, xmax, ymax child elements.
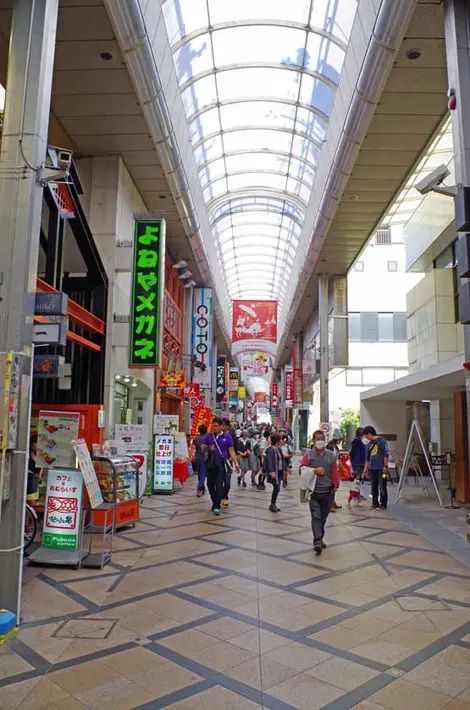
<box><xmin>191</xmin><ymin>419</ymin><xmax>390</xmax><ymax>553</ymax></box>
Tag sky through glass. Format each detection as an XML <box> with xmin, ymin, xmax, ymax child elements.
<box><xmin>163</xmin><ymin>0</ymin><xmax>357</xmax><ymax>309</ymax></box>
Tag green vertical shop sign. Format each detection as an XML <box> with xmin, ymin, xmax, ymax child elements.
<box><xmin>129</xmin><ymin>219</ymin><xmax>166</xmax><ymax>367</ymax></box>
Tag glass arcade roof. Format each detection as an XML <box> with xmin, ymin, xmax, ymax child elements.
<box><xmin>162</xmin><ymin>0</ymin><xmax>357</xmax><ymax>308</ymax></box>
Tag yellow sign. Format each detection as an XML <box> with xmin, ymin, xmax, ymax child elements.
<box><xmin>238</xmin><ymin>386</ymin><xmax>246</xmax><ymax>398</ymax></box>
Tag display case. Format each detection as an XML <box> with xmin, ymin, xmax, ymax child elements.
<box><xmin>92</xmin><ymin>455</ymin><xmax>140</xmax><ymax>530</ymax></box>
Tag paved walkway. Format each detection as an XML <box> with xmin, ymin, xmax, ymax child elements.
<box><xmin>2</xmin><ymin>471</ymin><xmax>470</xmax><ymax>709</ymax></box>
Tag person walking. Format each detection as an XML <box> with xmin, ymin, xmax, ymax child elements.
<box><xmin>237</xmin><ymin>430</ymin><xmax>251</xmax><ymax>488</ymax></box>
<box><xmin>280</xmin><ymin>434</ymin><xmax>293</xmax><ymax>488</ymax></box>
<box><xmin>192</xmin><ymin>424</ymin><xmax>208</xmax><ymax>497</ymax></box>
<box><xmin>203</xmin><ymin>418</ymin><xmax>240</xmax><ymax>514</ymax></box>
<box><xmin>349</xmin><ymin>427</ymin><xmax>366</xmax><ymax>480</ymax></box>
<box><xmin>362</xmin><ymin>425</ymin><xmax>389</xmax><ymax>509</ymax></box>
<box><xmin>300</xmin><ymin>429</ymin><xmax>339</xmax><ymax>554</ymax></box>
<box><xmin>250</xmin><ymin>431</ymin><xmax>261</xmax><ymax>486</ymax></box>
<box><xmin>327</xmin><ymin>429</ymin><xmax>343</xmax><ymax>510</ymax></box>
<box><xmin>263</xmin><ymin>433</ymin><xmax>283</xmax><ymax>512</ymax></box>
<box><xmin>257</xmin><ymin>430</ymin><xmax>270</xmax><ymax>489</ymax></box>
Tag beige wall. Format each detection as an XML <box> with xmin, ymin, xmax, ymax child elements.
<box><xmin>406</xmin><ymin>268</ymin><xmax>464</xmax><ymax>372</ymax></box>
<box><xmin>77</xmin><ymin>155</ymin><xmax>153</xmax><ymax>434</ymax></box>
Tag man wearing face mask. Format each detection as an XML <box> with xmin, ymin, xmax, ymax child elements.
<box><xmin>300</xmin><ymin>430</ymin><xmax>339</xmax><ymax>554</ymax></box>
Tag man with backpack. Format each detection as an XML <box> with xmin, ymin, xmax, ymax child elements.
<box><xmin>362</xmin><ymin>425</ymin><xmax>389</xmax><ymax>510</ymax></box>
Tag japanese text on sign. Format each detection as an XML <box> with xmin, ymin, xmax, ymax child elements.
<box><xmin>153</xmin><ymin>435</ymin><xmax>174</xmax><ymax>492</ymax></box>
<box><xmin>129</xmin><ymin>219</ymin><xmax>165</xmax><ymax>368</ymax></box>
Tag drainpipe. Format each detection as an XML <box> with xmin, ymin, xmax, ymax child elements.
<box><xmin>103</xmin><ymin>0</ymin><xmax>231</xmax><ymax>349</ymax></box>
<box><xmin>278</xmin><ymin>0</ymin><xmax>418</xmax><ymax>361</ymax></box>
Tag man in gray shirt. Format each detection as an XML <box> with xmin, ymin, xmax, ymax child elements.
<box><xmin>299</xmin><ymin>430</ymin><xmax>340</xmax><ymax>554</ymax></box>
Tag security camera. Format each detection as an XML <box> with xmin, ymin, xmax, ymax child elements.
<box><xmin>414</xmin><ymin>164</ymin><xmax>451</xmax><ymax>195</ymax></box>
<box><xmin>37</xmin><ymin>146</ymin><xmax>73</xmax><ymax>186</ymax></box>
<box><xmin>57</xmin><ymin>149</ymin><xmax>73</xmax><ymax>171</ymax></box>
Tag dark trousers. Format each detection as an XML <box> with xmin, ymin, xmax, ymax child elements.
<box><xmin>309</xmin><ymin>489</ymin><xmax>334</xmax><ymax>545</ymax></box>
<box><xmin>222</xmin><ymin>462</ymin><xmax>232</xmax><ymax>500</ymax></box>
<box><xmin>369</xmin><ymin>469</ymin><xmax>388</xmax><ymax>507</ymax></box>
<box><xmin>206</xmin><ymin>462</ymin><xmax>223</xmax><ymax>509</ymax></box>
<box><xmin>271</xmin><ymin>480</ymin><xmax>280</xmax><ymax>506</ymax></box>
<box><xmin>197</xmin><ymin>462</ymin><xmax>207</xmax><ymax>491</ymax></box>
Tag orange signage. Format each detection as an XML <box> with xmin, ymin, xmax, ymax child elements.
<box><xmin>190</xmin><ymin>405</ymin><xmax>213</xmax><ymax>437</ymax></box>
<box><xmin>254</xmin><ymin>392</ymin><xmax>267</xmax><ymax>403</ymax></box>
<box><xmin>160</xmin><ymin>371</ymin><xmax>185</xmax><ymax>388</ymax></box>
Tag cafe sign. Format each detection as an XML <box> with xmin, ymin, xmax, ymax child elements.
<box><xmin>129</xmin><ymin>218</ymin><xmax>166</xmax><ymax>368</ymax></box>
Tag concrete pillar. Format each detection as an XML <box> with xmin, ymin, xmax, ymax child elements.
<box><xmin>0</xmin><ymin>0</ymin><xmax>59</xmax><ymax>617</ymax></box>
<box><xmin>444</xmin><ymin>0</ymin><xmax>470</xmax><ymax>497</ymax></box>
<box><xmin>319</xmin><ymin>275</ymin><xmax>329</xmax><ymax>422</ymax></box>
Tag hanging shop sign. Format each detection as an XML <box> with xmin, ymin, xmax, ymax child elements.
<box><xmin>42</xmin><ymin>467</ymin><xmax>83</xmax><ymax>550</ymax></box>
<box><xmin>33</xmin><ymin>354</ymin><xmax>63</xmax><ymax>378</ymax></box>
<box><xmin>192</xmin><ymin>288</ymin><xmax>213</xmax><ymax>388</ymax></box>
<box><xmin>129</xmin><ymin>218</ymin><xmax>165</xmax><ymax>368</ymax></box>
<box><xmin>153</xmin><ymin>414</ymin><xmax>179</xmax><ymax>435</ymax></box>
<box><xmin>271</xmin><ymin>383</ymin><xmax>279</xmax><ymax>409</ymax></box>
<box><xmin>254</xmin><ymin>392</ymin><xmax>267</xmax><ymax>403</ymax></box>
<box><xmin>229</xmin><ymin>367</ymin><xmax>239</xmax><ymax>388</ymax></box>
<box><xmin>72</xmin><ymin>438</ymin><xmax>103</xmax><ymax>509</ymax></box>
<box><xmin>238</xmin><ymin>386</ymin><xmax>246</xmax><ymax>399</ymax></box>
<box><xmin>241</xmin><ymin>352</ymin><xmax>269</xmax><ymax>376</ymax></box>
<box><xmin>224</xmin><ymin>361</ymin><xmax>230</xmax><ymax>402</ymax></box>
<box><xmin>37</xmin><ymin>410</ymin><xmax>80</xmax><ymax>468</ymax></box>
<box><xmin>284</xmin><ymin>367</ymin><xmax>294</xmax><ymax>409</ymax></box>
<box><xmin>35</xmin><ymin>292</ymin><xmax>68</xmax><ymax>316</ymax></box>
<box><xmin>153</xmin><ymin>435</ymin><xmax>174</xmax><ymax>492</ymax></box>
<box><xmin>183</xmin><ymin>383</ymin><xmax>200</xmax><ymax>398</ymax></box>
<box><xmin>33</xmin><ymin>323</ymin><xmax>67</xmax><ymax>346</ymax></box>
<box><xmin>215</xmin><ymin>356</ymin><xmax>227</xmax><ymax>403</ymax></box>
<box><xmin>190</xmin><ymin>405</ymin><xmax>213</xmax><ymax>437</ymax></box>
<box><xmin>329</xmin><ymin>276</ymin><xmax>349</xmax><ymax>369</ymax></box>
<box><xmin>232</xmin><ymin>300</ymin><xmax>278</xmax><ymax>357</ymax></box>
<box><xmin>160</xmin><ymin>370</ymin><xmax>185</xmax><ymax>388</ymax></box>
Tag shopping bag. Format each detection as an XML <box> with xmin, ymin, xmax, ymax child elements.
<box><xmin>360</xmin><ymin>479</ymin><xmax>371</xmax><ymax>500</ymax></box>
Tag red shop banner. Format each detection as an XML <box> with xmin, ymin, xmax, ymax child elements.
<box><xmin>232</xmin><ymin>300</ymin><xmax>278</xmax><ymax>357</ymax></box>
<box><xmin>183</xmin><ymin>383</ymin><xmax>200</xmax><ymax>398</ymax></box>
<box><xmin>271</xmin><ymin>382</ymin><xmax>279</xmax><ymax>408</ymax></box>
<box><xmin>284</xmin><ymin>367</ymin><xmax>294</xmax><ymax>408</ymax></box>
<box><xmin>293</xmin><ymin>368</ymin><xmax>303</xmax><ymax>408</ymax></box>
<box><xmin>190</xmin><ymin>405</ymin><xmax>213</xmax><ymax>437</ymax></box>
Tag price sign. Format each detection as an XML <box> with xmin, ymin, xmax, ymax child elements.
<box><xmin>153</xmin><ymin>435</ymin><xmax>174</xmax><ymax>492</ymax></box>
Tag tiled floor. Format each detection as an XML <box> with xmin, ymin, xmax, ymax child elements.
<box><xmin>2</xmin><ymin>466</ymin><xmax>470</xmax><ymax>709</ymax></box>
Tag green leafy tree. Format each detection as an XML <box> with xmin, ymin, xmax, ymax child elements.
<box><xmin>338</xmin><ymin>408</ymin><xmax>360</xmax><ymax>440</ymax></box>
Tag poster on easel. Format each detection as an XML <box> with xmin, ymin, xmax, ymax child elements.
<box><xmin>153</xmin><ymin>434</ymin><xmax>174</xmax><ymax>492</ymax></box>
<box><xmin>72</xmin><ymin>438</ymin><xmax>103</xmax><ymax>509</ymax></box>
<box><xmin>395</xmin><ymin>419</ymin><xmax>443</xmax><ymax>507</ymax></box>
<box><xmin>37</xmin><ymin>410</ymin><xmax>80</xmax><ymax>468</ymax></box>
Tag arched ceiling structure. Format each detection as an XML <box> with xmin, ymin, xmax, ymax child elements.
<box><xmin>163</xmin><ymin>0</ymin><xmax>357</xmax><ymax>324</ymax></box>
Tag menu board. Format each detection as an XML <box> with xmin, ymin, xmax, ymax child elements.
<box><xmin>37</xmin><ymin>411</ymin><xmax>80</xmax><ymax>468</ymax></box>
<box><xmin>115</xmin><ymin>424</ymin><xmax>149</xmax><ymax>454</ymax></box>
<box><xmin>153</xmin><ymin>435</ymin><xmax>174</xmax><ymax>492</ymax></box>
<box><xmin>42</xmin><ymin>467</ymin><xmax>83</xmax><ymax>550</ymax></box>
<box><xmin>72</xmin><ymin>438</ymin><xmax>103</xmax><ymax>509</ymax></box>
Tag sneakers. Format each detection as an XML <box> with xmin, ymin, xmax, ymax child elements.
<box><xmin>221</xmin><ymin>498</ymin><xmax>229</xmax><ymax>508</ymax></box>
<box><xmin>378</xmin><ymin>504</ymin><xmax>387</xmax><ymax>509</ymax></box>
<box><xmin>196</xmin><ymin>489</ymin><xmax>204</xmax><ymax>498</ymax></box>
<box><xmin>314</xmin><ymin>546</ymin><xmax>322</xmax><ymax>555</ymax></box>
<box><xmin>242</xmin><ymin>480</ymin><xmax>247</xmax><ymax>488</ymax></box>
<box><xmin>370</xmin><ymin>504</ymin><xmax>379</xmax><ymax>510</ymax></box>
<box><xmin>321</xmin><ymin>541</ymin><xmax>327</xmax><ymax>549</ymax></box>
<box><xmin>257</xmin><ymin>483</ymin><xmax>266</xmax><ymax>491</ymax></box>
<box><xmin>237</xmin><ymin>476</ymin><xmax>241</xmax><ymax>487</ymax></box>
<box><xmin>212</xmin><ymin>507</ymin><xmax>220</xmax><ymax>516</ymax></box>
<box><xmin>269</xmin><ymin>504</ymin><xmax>280</xmax><ymax>512</ymax></box>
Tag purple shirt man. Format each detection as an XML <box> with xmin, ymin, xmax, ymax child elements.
<box><xmin>203</xmin><ymin>431</ymin><xmax>233</xmax><ymax>461</ymax></box>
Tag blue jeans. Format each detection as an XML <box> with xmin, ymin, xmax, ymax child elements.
<box><xmin>197</xmin><ymin>461</ymin><xmax>207</xmax><ymax>491</ymax></box>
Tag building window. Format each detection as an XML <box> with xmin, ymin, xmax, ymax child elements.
<box><xmin>346</xmin><ymin>367</ymin><xmax>409</xmax><ymax>387</ymax></box>
<box><xmin>346</xmin><ymin>368</ymin><xmax>362</xmax><ymax>385</ymax></box>
<box><xmin>361</xmin><ymin>312</ymin><xmax>379</xmax><ymax>342</ymax></box>
<box><xmin>378</xmin><ymin>313</ymin><xmax>394</xmax><ymax>341</ymax></box>
<box><xmin>349</xmin><ymin>313</ymin><xmax>361</xmax><ymax>341</ymax></box>
<box><xmin>348</xmin><ymin>312</ymin><xmax>407</xmax><ymax>342</ymax></box>
<box><xmin>354</xmin><ymin>261</ymin><xmax>364</xmax><ymax>272</ymax></box>
<box><xmin>375</xmin><ymin>228</ymin><xmax>391</xmax><ymax>245</ymax></box>
<box><xmin>387</xmin><ymin>260</ymin><xmax>398</xmax><ymax>272</ymax></box>
<box><xmin>393</xmin><ymin>313</ymin><xmax>407</xmax><ymax>341</ymax></box>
